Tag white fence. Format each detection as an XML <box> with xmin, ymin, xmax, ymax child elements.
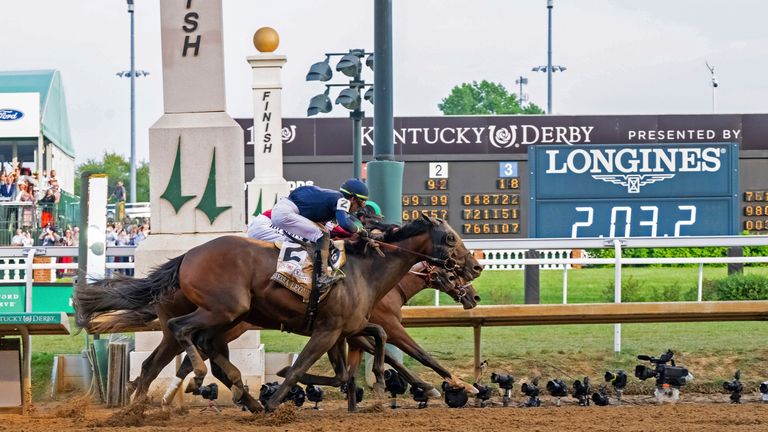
<box><xmin>0</xmin><ymin>247</ymin><xmax>136</xmax><ymax>313</ymax></box>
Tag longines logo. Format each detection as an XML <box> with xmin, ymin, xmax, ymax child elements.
<box><xmin>545</xmin><ymin>146</ymin><xmax>726</xmax><ymax>193</ymax></box>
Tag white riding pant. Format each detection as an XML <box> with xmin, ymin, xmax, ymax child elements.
<box><xmin>271</xmin><ymin>198</ymin><xmax>324</xmax><ymax>242</ymax></box>
<box><xmin>246</xmin><ymin>214</ymin><xmax>287</xmax><ymax>242</ymax></box>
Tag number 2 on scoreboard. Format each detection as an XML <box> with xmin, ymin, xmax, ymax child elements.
<box><xmin>429</xmin><ymin>162</ymin><xmax>449</xmax><ymax>178</ymax></box>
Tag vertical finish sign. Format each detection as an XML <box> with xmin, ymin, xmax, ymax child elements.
<box><xmin>159</xmin><ymin>0</ymin><xmax>227</xmax><ymax>113</ymax></box>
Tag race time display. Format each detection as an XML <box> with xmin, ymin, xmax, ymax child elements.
<box><xmin>528</xmin><ymin>143</ymin><xmax>740</xmax><ymax>238</ymax></box>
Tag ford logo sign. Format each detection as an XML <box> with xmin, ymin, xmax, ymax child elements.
<box><xmin>0</xmin><ymin>109</ymin><xmax>24</xmax><ymax>121</ymax></box>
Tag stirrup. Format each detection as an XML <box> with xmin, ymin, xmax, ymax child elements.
<box><xmin>316</xmin><ymin>270</ymin><xmax>345</xmax><ymax>293</ymax></box>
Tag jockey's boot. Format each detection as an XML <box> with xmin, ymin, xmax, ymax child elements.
<box><xmin>315</xmin><ymin>232</ymin><xmax>344</xmax><ymax>293</ymax></box>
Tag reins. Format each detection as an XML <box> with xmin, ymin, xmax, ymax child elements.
<box><xmin>367</xmin><ymin>238</ymin><xmax>452</xmax><ymax>268</ymax></box>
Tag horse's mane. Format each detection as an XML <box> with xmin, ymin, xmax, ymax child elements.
<box><xmin>344</xmin><ymin>218</ymin><xmax>432</xmax><ymax>256</ymax></box>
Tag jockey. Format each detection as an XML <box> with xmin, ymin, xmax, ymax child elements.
<box><xmin>271</xmin><ymin>178</ymin><xmax>369</xmax><ymax>288</ymax></box>
<box><xmin>246</xmin><ymin>209</ymin><xmax>287</xmax><ymax>242</ymax></box>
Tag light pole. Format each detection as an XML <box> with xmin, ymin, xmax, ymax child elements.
<box><xmin>515</xmin><ymin>76</ymin><xmax>529</xmax><ymax>106</ymax></box>
<box><xmin>531</xmin><ymin>0</ymin><xmax>566</xmax><ymax>114</ymax></box>
<box><xmin>706</xmin><ymin>61</ymin><xmax>718</xmax><ymax>113</ymax></box>
<box><xmin>306</xmin><ymin>50</ymin><xmax>374</xmax><ymax>179</ymax></box>
<box><xmin>115</xmin><ymin>0</ymin><xmax>149</xmax><ymax>204</ymax></box>
<box><xmin>531</xmin><ymin>65</ymin><xmax>566</xmax><ymax>114</ymax></box>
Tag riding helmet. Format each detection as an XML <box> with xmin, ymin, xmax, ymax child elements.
<box><xmin>340</xmin><ymin>178</ymin><xmax>369</xmax><ymax>200</ymax></box>
<box><xmin>365</xmin><ymin>200</ymin><xmax>382</xmax><ymax>216</ymax></box>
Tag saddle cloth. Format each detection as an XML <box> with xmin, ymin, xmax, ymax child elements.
<box><xmin>270</xmin><ymin>240</ymin><xmax>346</xmax><ymax>303</ymax></box>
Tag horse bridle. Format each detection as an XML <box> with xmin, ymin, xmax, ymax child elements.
<box><xmin>408</xmin><ymin>262</ymin><xmax>470</xmax><ymax>303</ymax></box>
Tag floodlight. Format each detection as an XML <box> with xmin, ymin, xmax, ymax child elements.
<box><xmin>336</xmin><ymin>53</ymin><xmax>362</xmax><ymax>78</ymax></box>
<box><xmin>335</xmin><ymin>88</ymin><xmax>361</xmax><ymax>110</ymax></box>
<box><xmin>364</xmin><ymin>86</ymin><xmax>374</xmax><ymax>104</ymax></box>
<box><xmin>307</xmin><ymin>90</ymin><xmax>332</xmax><ymax>116</ymax></box>
<box><xmin>365</xmin><ymin>54</ymin><xmax>374</xmax><ymax>70</ymax></box>
<box><xmin>306</xmin><ymin>59</ymin><xmax>332</xmax><ymax>82</ymax></box>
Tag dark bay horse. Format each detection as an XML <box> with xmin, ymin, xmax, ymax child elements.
<box><xmin>75</xmin><ymin>216</ymin><xmax>479</xmax><ymax>412</ymax></box>
<box><xmin>154</xmin><ymin>261</ymin><xmax>481</xmax><ymax>407</ymax></box>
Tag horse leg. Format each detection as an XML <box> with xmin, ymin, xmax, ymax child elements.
<box><xmin>357</xmin><ymin>323</ymin><xmax>387</xmax><ymax>395</ymax></box>
<box><xmin>265</xmin><ymin>329</ymin><xmax>341</xmax><ymax>412</ymax></box>
<box><xmin>201</xmin><ymin>332</ymin><xmax>262</xmax><ymax>413</ymax></box>
<box><xmin>166</xmin><ymin>308</ymin><xmax>242</xmax><ymax>394</ymax></box>
<box><xmin>132</xmin><ymin>329</ymin><xmax>184</xmax><ymax>403</ymax></box>
<box><xmin>350</xmin><ymin>334</ymin><xmax>441</xmax><ymax>399</ymax></box>
<box><xmin>347</xmin><ymin>346</ymin><xmax>363</xmax><ymax>412</ymax></box>
<box><xmin>275</xmin><ymin>337</ymin><xmax>348</xmax><ymax>387</ymax></box>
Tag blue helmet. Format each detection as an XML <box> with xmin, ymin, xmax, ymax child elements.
<box><xmin>340</xmin><ymin>178</ymin><xmax>369</xmax><ymax>200</ymax></box>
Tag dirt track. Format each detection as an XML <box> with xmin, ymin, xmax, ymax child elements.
<box><xmin>3</xmin><ymin>394</ymin><xmax>768</xmax><ymax>432</ymax></box>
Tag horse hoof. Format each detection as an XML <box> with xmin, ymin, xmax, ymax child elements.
<box><xmin>245</xmin><ymin>399</ymin><xmax>264</xmax><ymax>413</ymax></box>
<box><xmin>184</xmin><ymin>380</ymin><xmax>198</xmax><ymax>394</ymax></box>
<box><xmin>426</xmin><ymin>388</ymin><xmax>441</xmax><ymax>399</ymax></box>
<box><xmin>372</xmin><ymin>382</ymin><xmax>386</xmax><ymax>397</ymax></box>
<box><xmin>264</xmin><ymin>402</ymin><xmax>278</xmax><ymax>413</ymax></box>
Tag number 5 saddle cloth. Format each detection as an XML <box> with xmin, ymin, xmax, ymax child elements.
<box><xmin>270</xmin><ymin>240</ymin><xmax>346</xmax><ymax>303</ymax></box>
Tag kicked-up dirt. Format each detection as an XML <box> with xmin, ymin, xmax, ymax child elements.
<box><xmin>1</xmin><ymin>393</ymin><xmax>767</xmax><ymax>432</ymax></box>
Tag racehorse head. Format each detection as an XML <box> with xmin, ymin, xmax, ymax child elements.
<box><xmin>418</xmin><ymin>215</ymin><xmax>483</xmax><ymax>283</ymax></box>
<box><xmin>410</xmin><ymin>262</ymin><xmax>481</xmax><ymax>310</ymax></box>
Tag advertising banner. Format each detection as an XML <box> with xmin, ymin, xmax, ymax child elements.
<box><xmin>0</xmin><ymin>92</ymin><xmax>39</xmax><ymax>138</ymax></box>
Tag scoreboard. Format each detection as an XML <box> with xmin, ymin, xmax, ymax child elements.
<box><xmin>239</xmin><ymin>114</ymin><xmax>768</xmax><ymax>239</ymax></box>
<box><xmin>529</xmin><ymin>143</ymin><xmax>740</xmax><ymax>238</ymax></box>
<box><xmin>400</xmin><ymin>161</ymin><xmax>524</xmax><ymax>237</ymax></box>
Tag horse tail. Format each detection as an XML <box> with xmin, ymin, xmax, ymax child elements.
<box><xmin>74</xmin><ymin>254</ymin><xmax>185</xmax><ymax>332</ymax></box>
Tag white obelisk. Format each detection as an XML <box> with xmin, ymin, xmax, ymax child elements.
<box><xmin>246</xmin><ymin>27</ymin><xmax>291</xmax><ymax>219</ymax></box>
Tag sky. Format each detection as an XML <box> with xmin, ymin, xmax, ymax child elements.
<box><xmin>2</xmin><ymin>0</ymin><xmax>768</xmax><ymax>164</ymax></box>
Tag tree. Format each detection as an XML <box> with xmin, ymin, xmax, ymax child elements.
<box><xmin>74</xmin><ymin>152</ymin><xmax>150</xmax><ymax>202</ymax></box>
<box><xmin>438</xmin><ymin>80</ymin><xmax>544</xmax><ymax>115</ymax></box>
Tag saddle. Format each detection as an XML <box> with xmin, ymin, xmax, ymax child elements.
<box><xmin>270</xmin><ymin>239</ymin><xmax>346</xmax><ymax>303</ymax></box>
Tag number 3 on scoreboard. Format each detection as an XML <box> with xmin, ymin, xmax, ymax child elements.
<box><xmin>429</xmin><ymin>162</ymin><xmax>448</xmax><ymax>178</ymax></box>
<box><xmin>498</xmin><ymin>161</ymin><xmax>518</xmax><ymax>178</ymax></box>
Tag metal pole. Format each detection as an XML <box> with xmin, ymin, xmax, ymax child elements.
<box><xmin>351</xmin><ymin>110</ymin><xmax>363</xmax><ymax>179</ymax></box>
<box><xmin>613</xmin><ymin>239</ymin><xmax>622</xmax><ymax>353</ymax></box>
<box><xmin>129</xmin><ymin>4</ymin><xmax>137</xmax><ymax>204</ymax></box>
<box><xmin>712</xmin><ymin>84</ymin><xmax>716</xmax><ymax>113</ymax></box>
<box><xmin>697</xmin><ymin>263</ymin><xmax>704</xmax><ymax>302</ymax></box>
<box><xmin>562</xmin><ymin>266</ymin><xmax>568</xmax><ymax>304</ymax></box>
<box><xmin>547</xmin><ymin>0</ymin><xmax>553</xmax><ymax>114</ymax></box>
<box><xmin>519</xmin><ymin>77</ymin><xmax>524</xmax><ymax>104</ymax></box>
<box><xmin>374</xmin><ymin>0</ymin><xmax>394</xmax><ymax>161</ymax></box>
<box><xmin>369</xmin><ymin>0</ymin><xmax>404</xmax><ymax>225</ymax></box>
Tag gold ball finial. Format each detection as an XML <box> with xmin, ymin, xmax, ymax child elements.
<box><xmin>253</xmin><ymin>27</ymin><xmax>279</xmax><ymax>53</ymax></box>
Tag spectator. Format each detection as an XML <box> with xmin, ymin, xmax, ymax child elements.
<box><xmin>22</xmin><ymin>231</ymin><xmax>33</xmax><ymax>247</ymax></box>
<box><xmin>72</xmin><ymin>226</ymin><xmax>80</xmax><ymax>246</ymax></box>
<box><xmin>39</xmin><ymin>225</ymin><xmax>60</xmax><ymax>246</ymax></box>
<box><xmin>0</xmin><ymin>173</ymin><xmax>15</xmax><ymax>201</ymax></box>
<box><xmin>11</xmin><ymin>229</ymin><xmax>24</xmax><ymax>246</ymax></box>
<box><xmin>39</xmin><ymin>170</ymin><xmax>49</xmax><ymax>192</ymax></box>
<box><xmin>109</xmin><ymin>180</ymin><xmax>127</xmax><ymax>222</ymax></box>
<box><xmin>57</xmin><ymin>228</ymin><xmax>75</xmax><ymax>278</ymax></box>
<box><xmin>39</xmin><ymin>188</ymin><xmax>57</xmax><ymax>228</ymax></box>
<box><xmin>17</xmin><ymin>182</ymin><xmax>35</xmax><ymax>229</ymax></box>
<box><xmin>135</xmin><ymin>224</ymin><xmax>147</xmax><ymax>244</ymax></box>
<box><xmin>48</xmin><ymin>169</ymin><xmax>57</xmax><ymax>186</ymax></box>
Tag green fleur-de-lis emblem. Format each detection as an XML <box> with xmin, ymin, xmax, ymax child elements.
<box><xmin>160</xmin><ymin>137</ymin><xmax>196</xmax><ymax>212</ymax></box>
<box><xmin>160</xmin><ymin>137</ymin><xmax>230</xmax><ymax>224</ymax></box>
<box><xmin>196</xmin><ymin>150</ymin><xmax>231</xmax><ymax>223</ymax></box>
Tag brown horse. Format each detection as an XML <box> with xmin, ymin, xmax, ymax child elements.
<box><xmin>153</xmin><ymin>261</ymin><xmax>480</xmax><ymax>407</ymax></box>
<box><xmin>75</xmin><ymin>216</ymin><xmax>480</xmax><ymax>412</ymax></box>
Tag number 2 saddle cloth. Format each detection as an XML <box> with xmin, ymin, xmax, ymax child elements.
<box><xmin>270</xmin><ymin>240</ymin><xmax>347</xmax><ymax>303</ymax></box>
